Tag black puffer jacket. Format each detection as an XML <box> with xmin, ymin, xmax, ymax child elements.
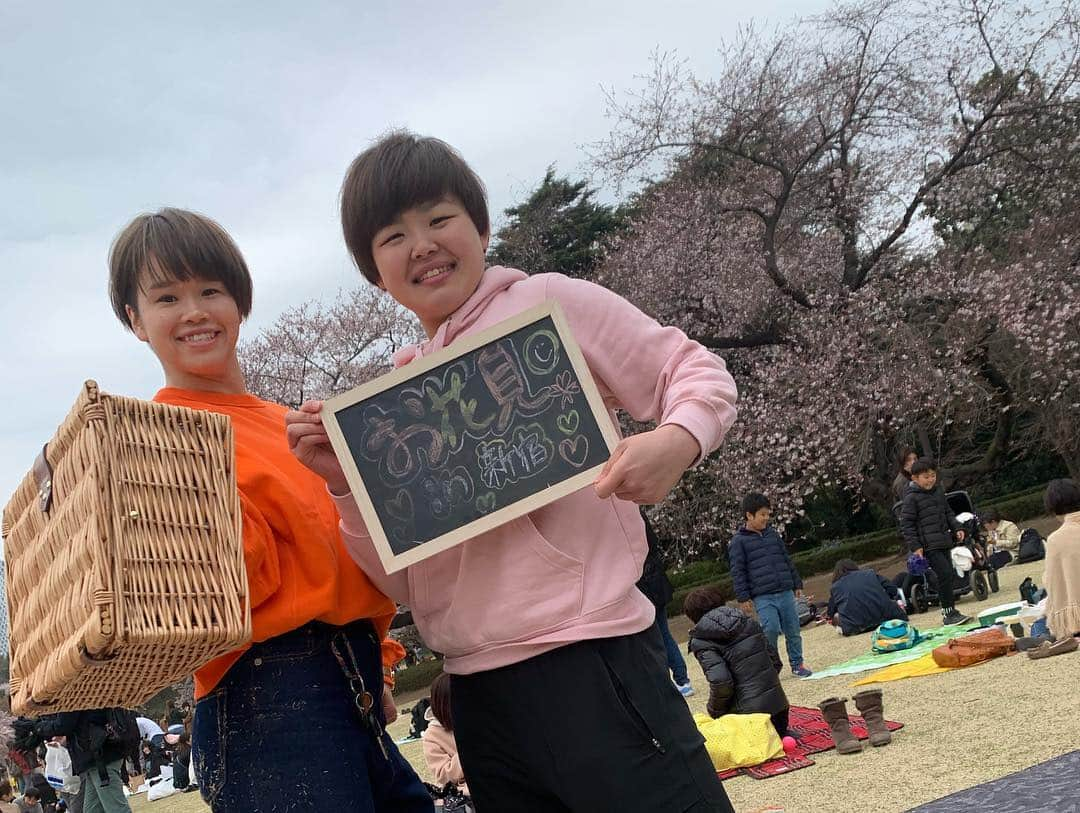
<box><xmin>688</xmin><ymin>607</ymin><xmax>789</xmax><ymax>719</ymax></box>
<box><xmin>900</xmin><ymin>482</ymin><xmax>961</xmax><ymax>552</ymax></box>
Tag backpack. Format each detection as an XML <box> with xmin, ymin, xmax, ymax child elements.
<box><xmin>795</xmin><ymin>596</ymin><xmax>817</xmax><ymax>626</ymax></box>
<box><xmin>82</xmin><ymin>708</ymin><xmax>141</xmax><ymax>761</ymax></box>
<box><xmin>1016</xmin><ymin>529</ymin><xmax>1046</xmax><ymax>563</ymax></box>
<box><xmin>871</xmin><ymin>619</ymin><xmax>923</xmax><ymax>654</ymax></box>
<box><xmin>408</xmin><ymin>697</ymin><xmax>432</xmax><ymax>740</ymax></box>
<box><xmin>1018</xmin><ymin>576</ymin><xmax>1047</xmax><ymax>605</ymax></box>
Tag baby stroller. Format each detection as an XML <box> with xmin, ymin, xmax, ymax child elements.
<box><xmin>897</xmin><ymin>491</ymin><xmax>999</xmax><ymax>614</ymax></box>
<box><xmin>947</xmin><ymin>490</ymin><xmax>1000</xmax><ymax>597</ymax></box>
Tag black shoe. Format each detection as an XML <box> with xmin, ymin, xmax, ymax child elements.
<box><xmin>942</xmin><ymin>609</ymin><xmax>972</xmax><ymax>626</ymax></box>
<box><xmin>1015</xmin><ymin>634</ymin><xmax>1055</xmax><ymax>651</ymax></box>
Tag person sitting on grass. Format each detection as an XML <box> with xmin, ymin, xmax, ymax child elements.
<box><xmin>421</xmin><ymin>673</ymin><xmax>468</xmax><ymax>797</ymax></box>
<box><xmin>899</xmin><ymin>458</ymin><xmax>971</xmax><ymax>626</ymax></box>
<box><xmin>0</xmin><ymin>786</ymin><xmax>20</xmax><ymax>813</ymax></box>
<box><xmin>684</xmin><ymin>586</ymin><xmax>790</xmax><ymax>737</ymax></box>
<box><xmin>1043</xmin><ymin>479</ymin><xmax>1080</xmax><ymax>639</ymax></box>
<box><xmin>827</xmin><ymin>560</ymin><xmax>907</xmax><ymax>636</ymax></box>
<box><xmin>982</xmin><ymin>508</ymin><xmax>1022</xmax><ymax>568</ymax></box>
<box><xmin>13</xmin><ymin>787</ymin><xmax>42</xmax><ymax>813</ymax></box>
<box><xmin>728</xmin><ymin>493</ymin><xmax>813</xmax><ymax>677</ymax></box>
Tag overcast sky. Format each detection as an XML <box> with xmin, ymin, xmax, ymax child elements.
<box><xmin>0</xmin><ymin>0</ymin><xmax>823</xmax><ymax>501</ymax></box>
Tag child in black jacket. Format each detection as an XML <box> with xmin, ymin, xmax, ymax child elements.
<box><xmin>684</xmin><ymin>586</ymin><xmax>790</xmax><ymax>737</ymax></box>
<box><xmin>899</xmin><ymin>458</ymin><xmax>971</xmax><ymax>626</ymax></box>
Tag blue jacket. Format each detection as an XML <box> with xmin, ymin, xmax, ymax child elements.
<box><xmin>728</xmin><ymin>526</ymin><xmax>802</xmax><ymax>602</ymax></box>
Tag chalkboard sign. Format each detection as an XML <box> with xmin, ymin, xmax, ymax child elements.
<box><xmin>322</xmin><ymin>301</ymin><xmax>619</xmax><ymax>573</ymax></box>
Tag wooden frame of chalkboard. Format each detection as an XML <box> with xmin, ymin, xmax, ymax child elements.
<box><xmin>322</xmin><ymin>300</ymin><xmax>620</xmax><ymax>574</ymax></box>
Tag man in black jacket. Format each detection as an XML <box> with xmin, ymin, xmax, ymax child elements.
<box><xmin>636</xmin><ymin>516</ymin><xmax>694</xmax><ymax>696</ymax></box>
<box><xmin>899</xmin><ymin>459</ymin><xmax>972</xmax><ymax>625</ymax></box>
<box><xmin>12</xmin><ymin>710</ymin><xmax>134</xmax><ymax>813</ymax></box>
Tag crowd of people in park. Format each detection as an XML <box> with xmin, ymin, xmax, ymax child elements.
<box><xmin>3</xmin><ymin>130</ymin><xmax>1078</xmax><ymax>813</ymax></box>
<box><xmin>2</xmin><ymin>703</ymin><xmax>197</xmax><ymax>813</ymax></box>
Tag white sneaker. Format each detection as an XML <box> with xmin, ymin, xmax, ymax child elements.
<box><xmin>676</xmin><ymin>681</ymin><xmax>695</xmax><ymax>697</ymax></box>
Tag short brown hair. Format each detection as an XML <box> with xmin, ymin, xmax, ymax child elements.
<box><xmin>340</xmin><ymin>131</ymin><xmax>489</xmax><ymax>285</ymax></box>
<box><xmin>683</xmin><ymin>585</ymin><xmax>730</xmax><ymax>625</ymax></box>
<box><xmin>108</xmin><ymin>208</ymin><xmax>253</xmax><ymax>330</ymax></box>
<box><xmin>428</xmin><ymin>671</ymin><xmax>453</xmax><ymax>732</ymax></box>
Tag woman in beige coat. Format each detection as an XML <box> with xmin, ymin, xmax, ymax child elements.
<box><xmin>1043</xmin><ymin>479</ymin><xmax>1080</xmax><ymax>638</ymax></box>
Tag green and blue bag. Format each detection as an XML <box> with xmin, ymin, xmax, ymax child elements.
<box><xmin>871</xmin><ymin>619</ymin><xmax>923</xmax><ymax>654</ymax></box>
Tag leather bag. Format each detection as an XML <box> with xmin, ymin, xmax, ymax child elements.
<box><xmin>931</xmin><ymin>627</ymin><xmax>1014</xmax><ymax>668</ymax></box>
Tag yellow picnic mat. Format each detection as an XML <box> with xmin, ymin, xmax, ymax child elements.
<box><xmin>851</xmin><ymin>652</ymin><xmax>955</xmax><ymax>685</ymax></box>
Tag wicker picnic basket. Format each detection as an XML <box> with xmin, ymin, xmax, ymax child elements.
<box><xmin>2</xmin><ymin>381</ymin><xmax>250</xmax><ymax>715</ymax></box>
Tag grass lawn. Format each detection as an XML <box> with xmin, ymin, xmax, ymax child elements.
<box><xmin>131</xmin><ymin>516</ymin><xmax>1073</xmax><ymax>813</ymax></box>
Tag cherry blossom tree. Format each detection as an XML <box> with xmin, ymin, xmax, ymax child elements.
<box><xmin>239</xmin><ymin>286</ymin><xmax>422</xmax><ymax>408</ymax></box>
<box><xmin>592</xmin><ymin>0</ymin><xmax>1080</xmax><ymax>549</ymax></box>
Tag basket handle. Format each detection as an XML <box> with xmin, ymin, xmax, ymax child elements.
<box><xmin>33</xmin><ymin>444</ymin><xmax>53</xmax><ymax>514</ymax></box>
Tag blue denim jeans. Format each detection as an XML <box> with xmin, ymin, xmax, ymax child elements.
<box><xmin>654</xmin><ymin>609</ymin><xmax>690</xmax><ymax>685</ymax></box>
<box><xmin>753</xmin><ymin>590</ymin><xmax>804</xmax><ymax>669</ymax></box>
<box><xmin>192</xmin><ymin>620</ymin><xmax>433</xmax><ymax>812</ymax></box>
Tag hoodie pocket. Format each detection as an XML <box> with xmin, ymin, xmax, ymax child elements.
<box><xmin>412</xmin><ymin>516</ymin><xmax>585</xmax><ymax>654</ymax></box>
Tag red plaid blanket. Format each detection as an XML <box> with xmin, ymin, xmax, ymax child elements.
<box><xmin>717</xmin><ymin>705</ymin><xmax>904</xmax><ymax>781</ymax></box>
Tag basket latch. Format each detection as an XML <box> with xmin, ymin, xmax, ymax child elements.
<box><xmin>33</xmin><ymin>444</ymin><xmax>53</xmax><ymax>514</ymax></box>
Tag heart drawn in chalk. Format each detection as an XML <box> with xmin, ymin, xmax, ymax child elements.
<box><xmin>390</xmin><ymin>525</ymin><xmax>412</xmax><ymax>544</ymax></box>
<box><xmin>556</xmin><ymin>410</ymin><xmax>580</xmax><ymax>435</ymax></box>
<box><xmin>558</xmin><ymin>435</ymin><xmax>590</xmax><ymax>468</ymax></box>
<box><xmin>385</xmin><ymin>490</ymin><xmax>413</xmax><ymax>522</ymax></box>
<box><xmin>475</xmin><ymin>492</ymin><xmax>497</xmax><ymax>514</ymax></box>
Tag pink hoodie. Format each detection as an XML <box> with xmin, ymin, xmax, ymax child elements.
<box><xmin>332</xmin><ymin>267</ymin><xmax>737</xmax><ymax>674</ymax></box>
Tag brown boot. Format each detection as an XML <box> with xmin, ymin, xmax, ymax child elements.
<box><xmin>818</xmin><ymin>697</ymin><xmax>864</xmax><ymax>754</ymax></box>
<box><xmin>853</xmin><ymin>689</ymin><xmax>892</xmax><ymax>747</ymax></box>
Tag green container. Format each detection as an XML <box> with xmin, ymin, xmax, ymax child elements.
<box><xmin>978</xmin><ymin>601</ymin><xmax>1026</xmax><ymax>627</ymax></box>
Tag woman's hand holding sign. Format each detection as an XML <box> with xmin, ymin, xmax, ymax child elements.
<box><xmin>286</xmin><ymin>401</ymin><xmax>350</xmax><ymax>496</ymax></box>
<box><xmin>594</xmin><ymin>424</ymin><xmax>701</xmax><ymax>504</ymax></box>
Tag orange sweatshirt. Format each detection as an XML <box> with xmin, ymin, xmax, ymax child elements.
<box><xmin>154</xmin><ymin>388</ymin><xmax>404</xmax><ymax>698</ymax></box>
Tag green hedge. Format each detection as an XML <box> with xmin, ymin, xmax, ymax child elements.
<box><xmin>662</xmin><ymin>482</ymin><xmax>1054</xmax><ymax>619</ymax></box>
<box><xmin>664</xmin><ymin>528</ymin><xmax>905</xmax><ymax>618</ymax></box>
<box><xmin>668</xmin><ymin>559</ymin><xmax>727</xmax><ymax>590</ymax></box>
<box><xmin>392</xmin><ymin>658</ymin><xmax>444</xmax><ymax>696</ymax></box>
<box><xmin>981</xmin><ymin>485</ymin><xmax>1047</xmax><ymax>522</ymax></box>
<box><xmin>667</xmin><ymin>575</ymin><xmax>734</xmax><ymax>619</ymax></box>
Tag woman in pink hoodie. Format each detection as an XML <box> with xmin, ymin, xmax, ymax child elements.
<box><xmin>421</xmin><ymin>674</ymin><xmax>468</xmax><ymax>795</ymax></box>
<box><xmin>287</xmin><ymin>132</ymin><xmax>738</xmax><ymax>813</ymax></box>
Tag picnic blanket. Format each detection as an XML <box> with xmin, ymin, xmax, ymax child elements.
<box><xmin>716</xmin><ymin>705</ymin><xmax>903</xmax><ymax>781</ymax></box>
<box><xmin>908</xmin><ymin>750</ymin><xmax>1080</xmax><ymax>812</ymax></box>
<box><xmin>805</xmin><ymin>623</ymin><xmax>978</xmax><ymax>680</ymax></box>
<box><xmin>850</xmin><ymin>651</ymin><xmax>954</xmax><ymax>685</ymax></box>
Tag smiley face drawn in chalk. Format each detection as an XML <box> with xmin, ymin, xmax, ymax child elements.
<box><xmin>475</xmin><ymin>492</ymin><xmax>497</xmax><ymax>514</ymax></box>
<box><xmin>558</xmin><ymin>436</ymin><xmax>590</xmax><ymax>468</ymax></box>
<box><xmin>556</xmin><ymin>410</ymin><xmax>579</xmax><ymax>435</ymax></box>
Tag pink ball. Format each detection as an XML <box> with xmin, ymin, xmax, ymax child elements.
<box><xmin>782</xmin><ymin>736</ymin><xmax>798</xmax><ymax>754</ymax></box>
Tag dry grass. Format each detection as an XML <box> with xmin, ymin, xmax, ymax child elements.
<box><xmin>132</xmin><ymin>518</ymin><xmax>1075</xmax><ymax>812</ymax></box>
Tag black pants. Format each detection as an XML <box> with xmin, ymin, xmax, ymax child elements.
<box><xmin>451</xmin><ymin>626</ymin><xmax>734</xmax><ymax>813</ymax></box>
<box><xmin>771</xmin><ymin>708</ymin><xmax>790</xmax><ymax>739</ymax></box>
<box><xmin>926</xmin><ymin>549</ymin><xmax>956</xmax><ymax>611</ymax></box>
